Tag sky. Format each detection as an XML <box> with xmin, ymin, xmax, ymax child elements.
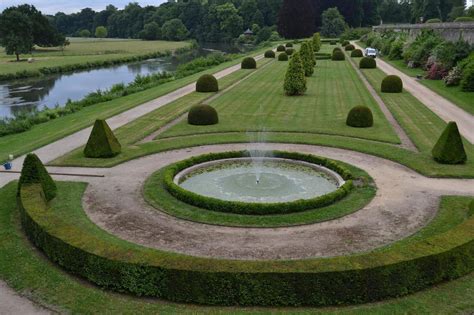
<box><xmin>0</xmin><ymin>0</ymin><xmax>473</xmax><ymax>15</ymax></box>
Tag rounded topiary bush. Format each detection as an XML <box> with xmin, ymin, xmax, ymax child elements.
<box><xmin>351</xmin><ymin>49</ymin><xmax>363</xmax><ymax>57</ymax></box>
<box><xmin>286</xmin><ymin>48</ymin><xmax>295</xmax><ymax>55</ymax></box>
<box><xmin>188</xmin><ymin>104</ymin><xmax>219</xmax><ymax>126</ymax></box>
<box><xmin>333</xmin><ymin>47</ymin><xmax>342</xmax><ymax>53</ymax></box>
<box><xmin>345</xmin><ymin>44</ymin><xmax>355</xmax><ymax>51</ymax></box>
<box><xmin>359</xmin><ymin>57</ymin><xmax>377</xmax><ymax>69</ymax></box>
<box><xmin>277</xmin><ymin>45</ymin><xmax>286</xmax><ymax>52</ymax></box>
<box><xmin>278</xmin><ymin>52</ymin><xmax>288</xmax><ymax>61</ymax></box>
<box><xmin>341</xmin><ymin>40</ymin><xmax>350</xmax><ymax>46</ymax></box>
<box><xmin>332</xmin><ymin>50</ymin><xmax>345</xmax><ymax>61</ymax></box>
<box><xmin>346</xmin><ymin>106</ymin><xmax>374</xmax><ymax>128</ymax></box>
<box><xmin>381</xmin><ymin>75</ymin><xmax>403</xmax><ymax>93</ymax></box>
<box><xmin>196</xmin><ymin>74</ymin><xmax>218</xmax><ymax>93</ymax></box>
<box><xmin>241</xmin><ymin>57</ymin><xmax>257</xmax><ymax>69</ymax></box>
<box><xmin>285</xmin><ymin>43</ymin><xmax>293</xmax><ymax>48</ymax></box>
<box><xmin>264</xmin><ymin>50</ymin><xmax>275</xmax><ymax>58</ymax></box>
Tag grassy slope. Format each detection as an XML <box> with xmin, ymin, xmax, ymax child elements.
<box><xmin>159</xmin><ymin>45</ymin><xmax>400</xmax><ymax>144</ymax></box>
<box><xmin>1</xmin><ymin>182</ymin><xmax>473</xmax><ymax>314</ymax></box>
<box><xmin>0</xmin><ymin>38</ymin><xmax>189</xmax><ymax>74</ymax></box>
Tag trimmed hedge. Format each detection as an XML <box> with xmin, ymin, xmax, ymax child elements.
<box><xmin>432</xmin><ymin>122</ymin><xmax>467</xmax><ymax>165</ymax></box>
<box><xmin>278</xmin><ymin>52</ymin><xmax>288</xmax><ymax>61</ymax></box>
<box><xmin>18</xmin><ymin>184</ymin><xmax>474</xmax><ymax>307</ymax></box>
<box><xmin>285</xmin><ymin>43</ymin><xmax>293</xmax><ymax>48</ymax></box>
<box><xmin>163</xmin><ymin>151</ymin><xmax>353</xmax><ymax>215</ymax></box>
<box><xmin>332</xmin><ymin>50</ymin><xmax>346</xmax><ymax>61</ymax></box>
<box><xmin>285</xmin><ymin>48</ymin><xmax>295</xmax><ymax>55</ymax></box>
<box><xmin>18</xmin><ymin>154</ymin><xmax>57</xmax><ymax>201</ymax></box>
<box><xmin>346</xmin><ymin>106</ymin><xmax>374</xmax><ymax>128</ymax></box>
<box><xmin>360</xmin><ymin>57</ymin><xmax>377</xmax><ymax>69</ymax></box>
<box><xmin>241</xmin><ymin>57</ymin><xmax>257</xmax><ymax>69</ymax></box>
<box><xmin>333</xmin><ymin>47</ymin><xmax>342</xmax><ymax>53</ymax></box>
<box><xmin>351</xmin><ymin>49</ymin><xmax>363</xmax><ymax>57</ymax></box>
<box><xmin>264</xmin><ymin>50</ymin><xmax>276</xmax><ymax>58</ymax></box>
<box><xmin>345</xmin><ymin>44</ymin><xmax>355</xmax><ymax>51</ymax></box>
<box><xmin>196</xmin><ymin>74</ymin><xmax>218</xmax><ymax>93</ymax></box>
<box><xmin>84</xmin><ymin>120</ymin><xmax>121</xmax><ymax>158</ymax></box>
<box><xmin>188</xmin><ymin>104</ymin><xmax>219</xmax><ymax>126</ymax></box>
<box><xmin>276</xmin><ymin>45</ymin><xmax>286</xmax><ymax>52</ymax></box>
<box><xmin>381</xmin><ymin>75</ymin><xmax>403</xmax><ymax>93</ymax></box>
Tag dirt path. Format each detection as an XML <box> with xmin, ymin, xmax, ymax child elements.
<box><xmin>352</xmin><ymin>42</ymin><xmax>474</xmax><ymax>144</ymax></box>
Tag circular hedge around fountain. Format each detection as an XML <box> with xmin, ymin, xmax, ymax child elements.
<box><xmin>241</xmin><ymin>57</ymin><xmax>257</xmax><ymax>69</ymax></box>
<box><xmin>381</xmin><ymin>75</ymin><xmax>403</xmax><ymax>93</ymax></box>
<box><xmin>196</xmin><ymin>74</ymin><xmax>219</xmax><ymax>93</ymax></box>
<box><xmin>188</xmin><ymin>104</ymin><xmax>219</xmax><ymax>126</ymax></box>
<box><xmin>346</xmin><ymin>106</ymin><xmax>374</xmax><ymax>128</ymax></box>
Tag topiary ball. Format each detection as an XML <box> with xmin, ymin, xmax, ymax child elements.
<box><xmin>346</xmin><ymin>106</ymin><xmax>374</xmax><ymax>128</ymax></box>
<box><xmin>341</xmin><ymin>40</ymin><xmax>350</xmax><ymax>46</ymax></box>
<box><xmin>359</xmin><ymin>57</ymin><xmax>377</xmax><ymax>69</ymax></box>
<box><xmin>196</xmin><ymin>74</ymin><xmax>218</xmax><ymax>93</ymax></box>
<box><xmin>286</xmin><ymin>48</ymin><xmax>295</xmax><ymax>55</ymax></box>
<box><xmin>351</xmin><ymin>49</ymin><xmax>363</xmax><ymax>57</ymax></box>
<box><xmin>381</xmin><ymin>75</ymin><xmax>403</xmax><ymax>93</ymax></box>
<box><xmin>333</xmin><ymin>47</ymin><xmax>342</xmax><ymax>53</ymax></box>
<box><xmin>241</xmin><ymin>57</ymin><xmax>257</xmax><ymax>69</ymax></box>
<box><xmin>278</xmin><ymin>52</ymin><xmax>289</xmax><ymax>61</ymax></box>
<box><xmin>277</xmin><ymin>45</ymin><xmax>286</xmax><ymax>52</ymax></box>
<box><xmin>188</xmin><ymin>104</ymin><xmax>219</xmax><ymax>126</ymax></box>
<box><xmin>332</xmin><ymin>50</ymin><xmax>345</xmax><ymax>61</ymax></box>
<box><xmin>345</xmin><ymin>44</ymin><xmax>355</xmax><ymax>51</ymax></box>
<box><xmin>264</xmin><ymin>50</ymin><xmax>276</xmax><ymax>58</ymax></box>
<box><xmin>285</xmin><ymin>43</ymin><xmax>293</xmax><ymax>48</ymax></box>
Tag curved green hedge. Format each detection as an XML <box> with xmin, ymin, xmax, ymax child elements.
<box><xmin>163</xmin><ymin>151</ymin><xmax>353</xmax><ymax>216</ymax></box>
<box><xmin>19</xmin><ymin>184</ymin><xmax>474</xmax><ymax>307</ymax></box>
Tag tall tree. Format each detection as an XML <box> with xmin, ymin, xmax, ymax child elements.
<box><xmin>0</xmin><ymin>10</ymin><xmax>33</xmax><ymax>61</ymax></box>
<box><xmin>320</xmin><ymin>7</ymin><xmax>346</xmax><ymax>38</ymax></box>
<box><xmin>277</xmin><ymin>0</ymin><xmax>315</xmax><ymax>39</ymax></box>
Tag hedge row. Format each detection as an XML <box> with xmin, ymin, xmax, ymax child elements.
<box><xmin>315</xmin><ymin>53</ymin><xmax>331</xmax><ymax>60</ymax></box>
<box><xmin>19</xmin><ymin>184</ymin><xmax>474</xmax><ymax>306</ymax></box>
<box><xmin>163</xmin><ymin>151</ymin><xmax>353</xmax><ymax>215</ymax></box>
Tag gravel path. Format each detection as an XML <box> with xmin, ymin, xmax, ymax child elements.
<box><xmin>352</xmin><ymin>42</ymin><xmax>474</xmax><ymax>144</ymax></box>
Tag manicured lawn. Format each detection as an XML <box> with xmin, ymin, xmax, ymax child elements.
<box><xmin>0</xmin><ymin>38</ymin><xmax>190</xmax><ymax>75</ymax></box>
<box><xmin>1</xmin><ymin>182</ymin><xmax>473</xmax><ymax>314</ymax></box>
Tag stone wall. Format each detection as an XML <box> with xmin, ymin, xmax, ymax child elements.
<box><xmin>373</xmin><ymin>22</ymin><xmax>474</xmax><ymax>44</ymax></box>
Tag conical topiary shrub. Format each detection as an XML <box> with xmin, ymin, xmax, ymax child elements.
<box><xmin>300</xmin><ymin>41</ymin><xmax>315</xmax><ymax>77</ymax></box>
<box><xmin>432</xmin><ymin>122</ymin><xmax>467</xmax><ymax>164</ymax></box>
<box><xmin>196</xmin><ymin>74</ymin><xmax>218</xmax><ymax>93</ymax></box>
<box><xmin>284</xmin><ymin>52</ymin><xmax>306</xmax><ymax>96</ymax></box>
<box><xmin>346</xmin><ymin>106</ymin><xmax>374</xmax><ymax>128</ymax></box>
<box><xmin>84</xmin><ymin>120</ymin><xmax>122</xmax><ymax>158</ymax></box>
<box><xmin>312</xmin><ymin>32</ymin><xmax>321</xmax><ymax>52</ymax></box>
<box><xmin>18</xmin><ymin>153</ymin><xmax>57</xmax><ymax>201</ymax></box>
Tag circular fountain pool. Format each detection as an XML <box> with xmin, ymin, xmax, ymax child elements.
<box><xmin>174</xmin><ymin>158</ymin><xmax>345</xmax><ymax>204</ymax></box>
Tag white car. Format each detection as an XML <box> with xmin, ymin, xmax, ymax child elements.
<box><xmin>365</xmin><ymin>48</ymin><xmax>378</xmax><ymax>58</ymax></box>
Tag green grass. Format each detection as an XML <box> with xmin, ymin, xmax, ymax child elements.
<box><xmin>0</xmin><ymin>38</ymin><xmax>189</xmax><ymax>74</ymax></box>
<box><xmin>144</xmin><ymin>163</ymin><xmax>375</xmax><ymax>227</ymax></box>
<box><xmin>2</xmin><ymin>182</ymin><xmax>474</xmax><ymax>314</ymax></box>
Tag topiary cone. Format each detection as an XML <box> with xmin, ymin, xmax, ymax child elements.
<box><xmin>18</xmin><ymin>153</ymin><xmax>57</xmax><ymax>201</ymax></box>
<box><xmin>284</xmin><ymin>52</ymin><xmax>306</xmax><ymax>96</ymax></box>
<box><xmin>432</xmin><ymin>122</ymin><xmax>467</xmax><ymax>164</ymax></box>
<box><xmin>84</xmin><ymin>120</ymin><xmax>122</xmax><ymax>158</ymax></box>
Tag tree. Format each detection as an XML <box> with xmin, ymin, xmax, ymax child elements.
<box><xmin>139</xmin><ymin>22</ymin><xmax>162</xmax><ymax>40</ymax></box>
<box><xmin>79</xmin><ymin>29</ymin><xmax>91</xmax><ymax>37</ymax></box>
<box><xmin>277</xmin><ymin>0</ymin><xmax>315</xmax><ymax>39</ymax></box>
<box><xmin>95</xmin><ymin>26</ymin><xmax>108</xmax><ymax>38</ymax></box>
<box><xmin>300</xmin><ymin>41</ymin><xmax>315</xmax><ymax>77</ymax></box>
<box><xmin>0</xmin><ymin>10</ymin><xmax>33</xmax><ymax>61</ymax></box>
<box><xmin>284</xmin><ymin>52</ymin><xmax>306</xmax><ymax>96</ymax></box>
<box><xmin>215</xmin><ymin>3</ymin><xmax>244</xmax><ymax>42</ymax></box>
<box><xmin>321</xmin><ymin>8</ymin><xmax>346</xmax><ymax>38</ymax></box>
<box><xmin>312</xmin><ymin>32</ymin><xmax>321</xmax><ymax>52</ymax></box>
<box><xmin>161</xmin><ymin>18</ymin><xmax>189</xmax><ymax>41</ymax></box>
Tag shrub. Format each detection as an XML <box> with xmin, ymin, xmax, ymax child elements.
<box><xmin>277</xmin><ymin>45</ymin><xmax>286</xmax><ymax>52</ymax></box>
<box><xmin>312</xmin><ymin>32</ymin><xmax>321</xmax><ymax>52</ymax></box>
<box><xmin>444</xmin><ymin>66</ymin><xmax>463</xmax><ymax>86</ymax></box>
<box><xmin>332</xmin><ymin>50</ymin><xmax>345</xmax><ymax>61</ymax></box>
<box><xmin>18</xmin><ymin>154</ymin><xmax>57</xmax><ymax>201</ymax></box>
<box><xmin>345</xmin><ymin>44</ymin><xmax>355</xmax><ymax>51</ymax></box>
<box><xmin>300</xmin><ymin>42</ymin><xmax>315</xmax><ymax>77</ymax></box>
<box><xmin>278</xmin><ymin>52</ymin><xmax>289</xmax><ymax>61</ymax></box>
<box><xmin>84</xmin><ymin>120</ymin><xmax>121</xmax><ymax>158</ymax></box>
<box><xmin>188</xmin><ymin>104</ymin><xmax>219</xmax><ymax>126</ymax></box>
<box><xmin>333</xmin><ymin>47</ymin><xmax>342</xmax><ymax>53</ymax></box>
<box><xmin>286</xmin><ymin>48</ymin><xmax>295</xmax><ymax>55</ymax></box>
<box><xmin>196</xmin><ymin>74</ymin><xmax>218</xmax><ymax>93</ymax></box>
<box><xmin>346</xmin><ymin>106</ymin><xmax>374</xmax><ymax>128</ymax></box>
<box><xmin>359</xmin><ymin>57</ymin><xmax>376</xmax><ymax>69</ymax></box>
<box><xmin>388</xmin><ymin>38</ymin><xmax>405</xmax><ymax>60</ymax></box>
<box><xmin>426</xmin><ymin>18</ymin><xmax>442</xmax><ymax>23</ymax></box>
<box><xmin>381</xmin><ymin>75</ymin><xmax>403</xmax><ymax>93</ymax></box>
<box><xmin>241</xmin><ymin>57</ymin><xmax>257</xmax><ymax>69</ymax></box>
<box><xmin>285</xmin><ymin>43</ymin><xmax>293</xmax><ymax>47</ymax></box>
<box><xmin>403</xmin><ymin>31</ymin><xmax>443</xmax><ymax>67</ymax></box>
<box><xmin>455</xmin><ymin>16</ymin><xmax>474</xmax><ymax>22</ymax></box>
<box><xmin>284</xmin><ymin>52</ymin><xmax>307</xmax><ymax>96</ymax></box>
<box><xmin>425</xmin><ymin>63</ymin><xmax>448</xmax><ymax>80</ymax></box>
<box><xmin>351</xmin><ymin>49</ymin><xmax>363</xmax><ymax>57</ymax></box>
<box><xmin>461</xmin><ymin>64</ymin><xmax>474</xmax><ymax>92</ymax></box>
<box><xmin>330</xmin><ymin>40</ymin><xmax>337</xmax><ymax>45</ymax></box>
<box><xmin>341</xmin><ymin>40</ymin><xmax>350</xmax><ymax>46</ymax></box>
<box><xmin>432</xmin><ymin>122</ymin><xmax>467</xmax><ymax>164</ymax></box>
<box><xmin>264</xmin><ymin>50</ymin><xmax>276</xmax><ymax>58</ymax></box>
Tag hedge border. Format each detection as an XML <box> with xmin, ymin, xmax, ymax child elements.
<box><xmin>19</xmin><ymin>183</ymin><xmax>474</xmax><ymax>307</ymax></box>
<box><xmin>163</xmin><ymin>151</ymin><xmax>354</xmax><ymax>215</ymax></box>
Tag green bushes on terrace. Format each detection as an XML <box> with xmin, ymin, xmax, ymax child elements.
<box><xmin>360</xmin><ymin>57</ymin><xmax>377</xmax><ymax>69</ymax></box>
<box><xmin>163</xmin><ymin>151</ymin><xmax>353</xmax><ymax>215</ymax></box>
<box><xmin>332</xmin><ymin>50</ymin><xmax>345</xmax><ymax>61</ymax></box>
<box><xmin>381</xmin><ymin>75</ymin><xmax>403</xmax><ymax>93</ymax></box>
<box><xmin>18</xmin><ymin>183</ymin><xmax>474</xmax><ymax>307</ymax></box>
<box><xmin>345</xmin><ymin>44</ymin><xmax>355</xmax><ymax>51</ymax></box>
<box><xmin>18</xmin><ymin>154</ymin><xmax>56</xmax><ymax>201</ymax></box>
<box><xmin>432</xmin><ymin>122</ymin><xmax>467</xmax><ymax>165</ymax></box>
<box><xmin>188</xmin><ymin>104</ymin><xmax>219</xmax><ymax>126</ymax></box>
<box><xmin>84</xmin><ymin>120</ymin><xmax>121</xmax><ymax>158</ymax></box>
<box><xmin>278</xmin><ymin>52</ymin><xmax>288</xmax><ymax>61</ymax></box>
<box><xmin>276</xmin><ymin>45</ymin><xmax>286</xmax><ymax>52</ymax></box>
<box><xmin>241</xmin><ymin>57</ymin><xmax>257</xmax><ymax>69</ymax></box>
<box><xmin>196</xmin><ymin>74</ymin><xmax>218</xmax><ymax>93</ymax></box>
<box><xmin>264</xmin><ymin>50</ymin><xmax>275</xmax><ymax>58</ymax></box>
<box><xmin>346</xmin><ymin>106</ymin><xmax>374</xmax><ymax>128</ymax></box>
<box><xmin>351</xmin><ymin>49</ymin><xmax>363</xmax><ymax>57</ymax></box>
